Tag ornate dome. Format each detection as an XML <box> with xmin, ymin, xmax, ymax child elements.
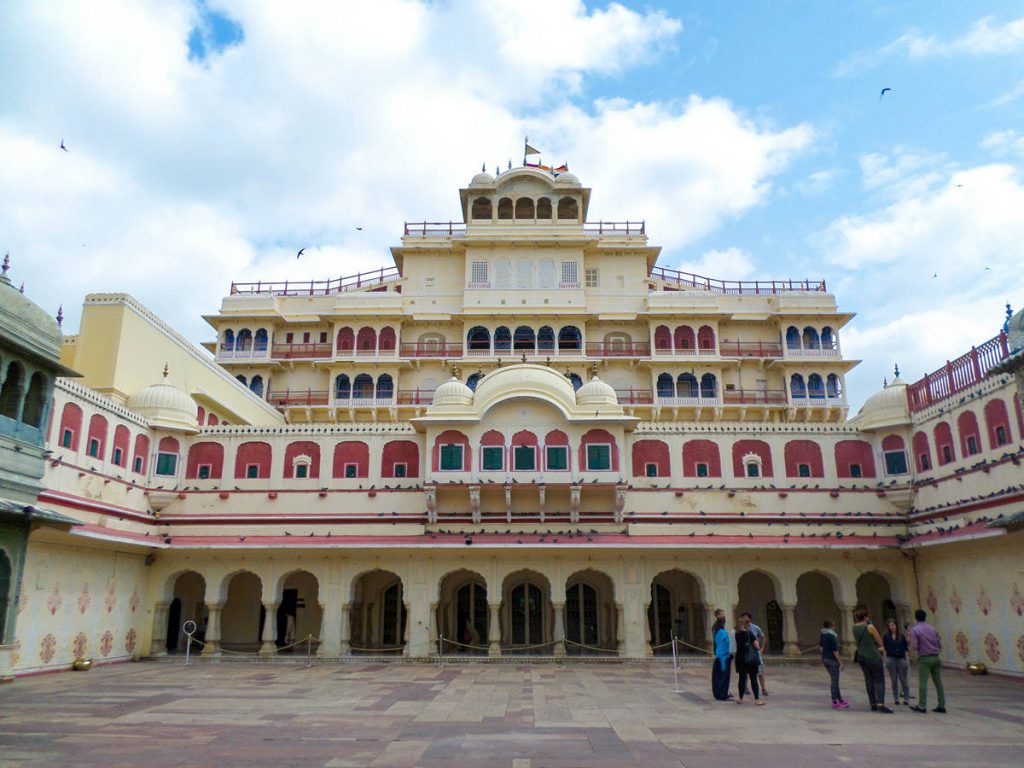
<box><xmin>127</xmin><ymin>372</ymin><xmax>199</xmax><ymax>433</ymax></box>
<box><xmin>432</xmin><ymin>377</ymin><xmax>473</xmax><ymax>406</ymax></box>
<box><xmin>469</xmin><ymin>171</ymin><xmax>495</xmax><ymax>188</ymax></box>
<box><xmin>555</xmin><ymin>172</ymin><xmax>580</xmax><ymax>186</ymax></box>
<box><xmin>853</xmin><ymin>374</ymin><xmax>910</xmax><ymax>431</ymax></box>
<box><xmin>575</xmin><ymin>375</ymin><xmax>617</xmax><ymax>406</ymax></box>
<box><xmin>0</xmin><ymin>265</ymin><xmax>62</xmax><ymax>361</ymax></box>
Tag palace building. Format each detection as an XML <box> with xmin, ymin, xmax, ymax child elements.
<box><xmin>1</xmin><ymin>166</ymin><xmax>1022</xmax><ymax>678</ymax></box>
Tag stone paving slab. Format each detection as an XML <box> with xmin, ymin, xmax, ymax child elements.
<box><xmin>0</xmin><ymin>661</ymin><xmax>1021</xmax><ymax>767</ymax></box>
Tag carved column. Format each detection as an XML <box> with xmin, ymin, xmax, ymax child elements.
<box><xmin>553</xmin><ymin>602</ymin><xmax>566</xmax><ymax>657</ymax></box>
<box><xmin>204</xmin><ymin>603</ymin><xmax>223</xmax><ymax>655</ymax></box>
<box><xmin>260</xmin><ymin>603</ymin><xmax>279</xmax><ymax>655</ymax></box>
<box><xmin>616</xmin><ymin>602</ymin><xmax>625</xmax><ymax>657</ymax></box>
<box><xmin>487</xmin><ymin>602</ymin><xmax>502</xmax><ymax>657</ymax></box>
<box><xmin>428</xmin><ymin>602</ymin><xmax>438</xmax><ymax>656</ymax></box>
<box><xmin>402</xmin><ymin>602</ymin><xmax>411</xmax><ymax>657</ymax></box>
<box><xmin>339</xmin><ymin>603</ymin><xmax>351</xmax><ymax>655</ymax></box>
<box><xmin>840</xmin><ymin>605</ymin><xmax>858</xmax><ymax>657</ymax></box>
<box><xmin>150</xmin><ymin>601</ymin><xmax>169</xmax><ymax>655</ymax></box>
<box><xmin>781</xmin><ymin>604</ymin><xmax>800</xmax><ymax>657</ymax></box>
<box><xmin>705</xmin><ymin>606</ymin><xmax>718</xmax><ymax>653</ymax></box>
<box><xmin>319</xmin><ymin>601</ymin><xmax>340</xmax><ymax>657</ymax></box>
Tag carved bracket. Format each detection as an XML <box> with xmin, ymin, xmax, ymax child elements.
<box><xmin>570</xmin><ymin>484</ymin><xmax>581</xmax><ymax>525</ymax></box>
<box><xmin>614</xmin><ymin>485</ymin><xmax>627</xmax><ymax>524</ymax></box>
<box><xmin>469</xmin><ymin>485</ymin><xmax>481</xmax><ymax>525</ymax></box>
<box><xmin>425</xmin><ymin>484</ymin><xmax>437</xmax><ymax>524</ymax></box>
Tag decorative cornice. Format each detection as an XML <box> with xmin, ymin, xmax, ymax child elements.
<box><xmin>55</xmin><ymin>377</ymin><xmax>150</xmax><ymax>427</ymax></box>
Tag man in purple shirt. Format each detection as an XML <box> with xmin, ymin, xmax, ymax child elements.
<box><xmin>909</xmin><ymin>609</ymin><xmax>946</xmax><ymax>713</ymax></box>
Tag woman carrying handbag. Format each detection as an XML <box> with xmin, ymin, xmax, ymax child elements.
<box><xmin>734</xmin><ymin>614</ymin><xmax>765</xmax><ymax>705</ymax></box>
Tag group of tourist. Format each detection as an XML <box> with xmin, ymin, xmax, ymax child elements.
<box><xmin>709</xmin><ymin>606</ymin><xmax>947</xmax><ymax>714</ymax></box>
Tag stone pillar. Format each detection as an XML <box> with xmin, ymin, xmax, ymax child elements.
<box><xmin>487</xmin><ymin>602</ymin><xmax>502</xmax><ymax>657</ymax></box>
<box><xmin>616</xmin><ymin>602</ymin><xmax>625</xmax><ymax>657</ymax></box>
<box><xmin>318</xmin><ymin>601</ymin><xmax>340</xmax><ymax>657</ymax></box>
<box><xmin>553</xmin><ymin>602</ymin><xmax>566</xmax><ymax>657</ymax></box>
<box><xmin>260</xmin><ymin>603</ymin><xmax>278</xmax><ymax>655</ymax></box>
<box><xmin>204</xmin><ymin>603</ymin><xmax>223</xmax><ymax>655</ymax></box>
<box><xmin>402</xmin><ymin>602</ymin><xmax>412</xmax><ymax>657</ymax></box>
<box><xmin>339</xmin><ymin>603</ymin><xmax>351</xmax><ymax>655</ymax></box>
<box><xmin>781</xmin><ymin>604</ymin><xmax>800</xmax><ymax>657</ymax></box>
<box><xmin>840</xmin><ymin>605</ymin><xmax>858</xmax><ymax>657</ymax></box>
<box><xmin>150</xmin><ymin>601</ymin><xmax>169</xmax><ymax>655</ymax></box>
<box><xmin>428</xmin><ymin>602</ymin><xmax>438</xmax><ymax>657</ymax></box>
<box><xmin>705</xmin><ymin>606</ymin><xmax>719</xmax><ymax>652</ymax></box>
<box><xmin>895</xmin><ymin>603</ymin><xmax>913</xmax><ymax>634</ymax></box>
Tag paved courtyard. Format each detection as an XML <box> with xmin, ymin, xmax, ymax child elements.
<box><xmin>0</xmin><ymin>660</ymin><xmax>1022</xmax><ymax>767</ymax></box>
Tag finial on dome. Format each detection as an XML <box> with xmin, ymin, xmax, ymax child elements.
<box><xmin>894</xmin><ymin>363</ymin><xmax>900</xmax><ymax>378</ymax></box>
<box><xmin>2</xmin><ymin>253</ymin><xmax>9</xmax><ymax>275</ymax></box>
<box><xmin>162</xmin><ymin>363</ymin><xmax>169</xmax><ymax>379</ymax></box>
<box><xmin>481</xmin><ymin>162</ymin><xmax>486</xmax><ymax>173</ymax></box>
<box><xmin>1005</xmin><ymin>303</ymin><xmax>1014</xmax><ymax>332</ymax></box>
<box><xmin>56</xmin><ymin>305</ymin><xmax>63</xmax><ymax>327</ymax></box>
<box><xmin>494</xmin><ymin>165</ymin><xmax>499</xmax><ymax>176</ymax></box>
<box><xmin>508</xmin><ymin>159</ymin><xmax>512</xmax><ymax>170</ymax></box>
<box><xmin>883</xmin><ymin>377</ymin><xmax>888</xmax><ymax>388</ymax></box>
<box><xmin>18</xmin><ymin>283</ymin><xmax>24</xmax><ymax>294</ymax></box>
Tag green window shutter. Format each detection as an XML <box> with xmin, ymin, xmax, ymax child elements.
<box><xmin>482</xmin><ymin>446</ymin><xmax>504</xmax><ymax>471</ymax></box>
<box><xmin>586</xmin><ymin>444</ymin><xmax>611</xmax><ymax>471</ymax></box>
<box><xmin>884</xmin><ymin>451</ymin><xmax>908</xmax><ymax>475</ymax></box>
<box><xmin>546</xmin><ymin>446</ymin><xmax>567</xmax><ymax>470</ymax></box>
<box><xmin>513</xmin><ymin>445</ymin><xmax>535</xmax><ymax>471</ymax></box>
<box><xmin>440</xmin><ymin>444</ymin><xmax>463</xmax><ymax>471</ymax></box>
<box><xmin>155</xmin><ymin>452</ymin><xmax>177</xmax><ymax>476</ymax></box>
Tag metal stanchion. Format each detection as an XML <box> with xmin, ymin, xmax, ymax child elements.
<box><xmin>183</xmin><ymin>620</ymin><xmax>197</xmax><ymax>666</ymax></box>
<box><xmin>671</xmin><ymin>633</ymin><xmax>683</xmax><ymax>693</ymax></box>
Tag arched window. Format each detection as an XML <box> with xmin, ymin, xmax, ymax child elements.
<box><xmin>249</xmin><ymin>375</ymin><xmax>264</xmax><ymax>398</ymax></box>
<box><xmin>494</xmin><ymin>326</ymin><xmax>512</xmax><ymax>352</ymax></box>
<box><xmin>784</xmin><ymin>440</ymin><xmax>824</xmax><ymax>478</ymax></box>
<box><xmin>808</xmin><ymin>374</ymin><xmax>825</xmax><ymax>398</ymax></box>
<box><xmin>497</xmin><ymin>197</ymin><xmax>513</xmax><ymax>219</ymax></box>
<box><xmin>790</xmin><ymin>374</ymin><xmax>806</xmax><ymax>397</ymax></box>
<box><xmin>336</xmin><ymin>327</ymin><xmax>355</xmax><ymax>352</ymax></box>
<box><xmin>471</xmin><ymin>197</ymin><xmax>492</xmax><ymax>220</ymax></box>
<box><xmin>697</xmin><ymin>325</ymin><xmax>715</xmax><ymax>350</ymax></box>
<box><xmin>378</xmin><ymin>327</ymin><xmax>396</xmax><ymax>353</ymax></box>
<box><xmin>957</xmin><ymin>411</ymin><xmax>982</xmax><ymax>456</ymax></box>
<box><xmin>433</xmin><ymin>429</ymin><xmax>470</xmax><ymax>472</ymax></box>
<box><xmin>568</xmin><ymin>373</ymin><xmax>583</xmax><ymax>391</ymax></box>
<box><xmin>516</xmin><ymin>258</ymin><xmax>533</xmax><ymax>289</ymax></box>
<box><xmin>222</xmin><ymin>329</ymin><xmax>235</xmax><ymax>351</ymax></box>
<box><xmin>284</xmin><ymin>440</ymin><xmax>320</xmax><ymax>479</ymax></box>
<box><xmin>155</xmin><ymin>436</ymin><xmax>179</xmax><ymax>477</ymax></box>
<box><xmin>881</xmin><ymin>434</ymin><xmax>908</xmax><ymax>475</ymax></box>
<box><xmin>111</xmin><ymin>425</ymin><xmax>129</xmax><ymax>467</ymax></box>
<box><xmin>22</xmin><ymin>371</ymin><xmax>47</xmax><ymax>427</ymax></box>
<box><xmin>353</xmin><ymin>374</ymin><xmax>374</xmax><ymax>399</ymax></box>
<box><xmin>356</xmin><ymin>327</ymin><xmax>377</xmax><ymax>353</ymax></box>
<box><xmin>785</xmin><ymin>326</ymin><xmax>800</xmax><ymax>349</ymax></box>
<box><xmin>58</xmin><ymin>402</ymin><xmax>83</xmax><ymax>450</ymax></box>
<box><xmin>580</xmin><ymin>428</ymin><xmax>618</xmax><ymax>472</ymax></box>
<box><xmin>418</xmin><ymin>333</ymin><xmax>444</xmax><ymax>353</ymax></box>
<box><xmin>382</xmin><ymin>440</ymin><xmax>419</xmax><ymax>478</ymax></box>
<box><xmin>677</xmin><ymin>373</ymin><xmax>698</xmax><ymax>398</ymax></box>
<box><xmin>235</xmin><ymin>374</ymin><xmax>247</xmax><ymax>387</ymax></box>
<box><xmin>513</xmin><ymin>326</ymin><xmax>536</xmax><ymax>352</ymax></box>
<box><xmin>934</xmin><ymin>422</ymin><xmax>955</xmax><ymax>465</ymax></box>
<box><xmin>656</xmin><ymin>373</ymin><xmax>675</xmax><ymax>398</ymax></box>
<box><xmin>467</xmin><ymin>326</ymin><xmax>490</xmax><ymax>352</ymax></box>
<box><xmin>236</xmin><ymin>329</ymin><xmax>252</xmax><ymax>351</ymax></box>
<box><xmin>605</xmin><ymin>332</ymin><xmax>630</xmax><ymax>354</ymax></box>
<box><xmin>537</xmin><ymin>326</ymin><xmax>555</xmax><ymax>351</ymax></box>
<box><xmin>185</xmin><ymin>441</ymin><xmax>224</xmax><ymax>480</ymax></box>
<box><xmin>494</xmin><ymin>259</ymin><xmax>511</xmax><ymax>288</ymax></box>
<box><xmin>333</xmin><ymin>441</ymin><xmax>369</xmax><ymax>478</ymax></box>
<box><xmin>515</xmin><ymin>197</ymin><xmax>535</xmax><ymax>220</ymax></box>
<box><xmin>654</xmin><ymin>326</ymin><xmax>671</xmax><ymax>352</ymax></box>
<box><xmin>912</xmin><ymin>431</ymin><xmax>932</xmax><ymax>472</ymax></box>
<box><xmin>557</xmin><ymin>197</ymin><xmax>578</xmax><ymax>220</ymax></box>
<box><xmin>536</xmin><ymin>197</ymin><xmax>552</xmax><ymax>219</ymax></box>
<box><xmin>558</xmin><ymin>326</ymin><xmax>582</xmax><ymax>351</ymax></box>
<box><xmin>826</xmin><ymin>374</ymin><xmax>841</xmax><ymax>398</ymax></box>
<box><xmin>732</xmin><ymin>439</ymin><xmax>773</xmax><ymax>477</ymax></box>
<box><xmin>632</xmin><ymin>440</ymin><xmax>669</xmax><ymax>478</ymax></box>
<box><xmin>376</xmin><ymin>374</ymin><xmax>394</xmax><ymax>399</ymax></box>
<box><xmin>466</xmin><ymin>373</ymin><xmax>482</xmax><ymax>392</ymax></box>
<box><xmin>0</xmin><ymin>362</ymin><xmax>23</xmax><ymax>419</ymax></box>
<box><xmin>254</xmin><ymin>329</ymin><xmax>268</xmax><ymax>351</ymax></box>
<box><xmin>683</xmin><ymin>439</ymin><xmax>722</xmax><ymax>477</ymax></box>
<box><xmin>675</xmin><ymin>326</ymin><xmax>695</xmax><ymax>351</ymax></box>
<box><xmin>802</xmin><ymin>327</ymin><xmax>820</xmax><ymax>350</ymax></box>
<box><xmin>835</xmin><ymin>440</ymin><xmax>876</xmax><ymax>478</ymax></box>
<box><xmin>700</xmin><ymin>373</ymin><xmax>717</xmax><ymax>399</ymax></box>
<box><xmin>132</xmin><ymin>434</ymin><xmax>149</xmax><ymax>474</ymax></box>
<box><xmin>537</xmin><ymin>259</ymin><xmax>556</xmax><ymax>289</ymax></box>
<box><xmin>984</xmin><ymin>398</ymin><xmax>1012</xmax><ymax>448</ymax></box>
<box><xmin>335</xmin><ymin>374</ymin><xmax>351</xmax><ymax>400</ymax></box>
<box><xmin>821</xmin><ymin>327</ymin><xmax>835</xmax><ymax>349</ymax></box>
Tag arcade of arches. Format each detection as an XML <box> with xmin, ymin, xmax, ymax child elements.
<box><xmin>149</xmin><ymin>557</ymin><xmax>910</xmax><ymax>659</ymax></box>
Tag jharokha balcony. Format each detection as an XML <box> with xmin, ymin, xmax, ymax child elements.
<box><xmin>267</xmin><ymin>389</ymin><xmax>436</xmax><ymax>409</ymax></box>
<box><xmin>719</xmin><ymin>341</ymin><xmax>784</xmax><ymax>358</ymax></box>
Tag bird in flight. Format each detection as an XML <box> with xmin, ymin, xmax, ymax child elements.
<box><xmin>931</xmin><ymin>272</ymin><xmax>938</xmax><ymax>279</ymax></box>
<box><xmin>60</xmin><ymin>139</ymin><xmax>68</xmax><ymax>152</ymax></box>
<box><xmin>356</xmin><ymin>227</ymin><xmax>363</xmax><ymax>231</ymax></box>
<box><xmin>296</xmin><ymin>247</ymin><xmax>305</xmax><ymax>259</ymax></box>
<box><xmin>880</xmin><ymin>88</ymin><xmax>892</xmax><ymax>99</ymax></box>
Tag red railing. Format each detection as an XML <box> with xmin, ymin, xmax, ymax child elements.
<box><xmin>396</xmin><ymin>389</ymin><xmax>435</xmax><ymax>405</ymax></box>
<box><xmin>719</xmin><ymin>341</ymin><xmax>784</xmax><ymax>358</ymax></box>
<box><xmin>267</xmin><ymin>389</ymin><xmax>329</xmax><ymax>407</ymax></box>
<box><xmin>907</xmin><ymin>332</ymin><xmax>1010</xmax><ymax>413</ymax></box>
<box><xmin>400</xmin><ymin>342</ymin><xmax>463</xmax><ymax>358</ymax></box>
<box><xmin>722</xmin><ymin>388</ymin><xmax>788</xmax><ymax>405</ymax></box>
<box><xmin>404</xmin><ymin>221</ymin><xmax>466</xmax><ymax>237</ymax></box>
<box><xmin>615</xmin><ymin>388</ymin><xmax>654</xmax><ymax>404</ymax></box>
<box><xmin>230</xmin><ymin>266</ymin><xmax>400</xmax><ymax>296</ymax></box>
<box><xmin>586</xmin><ymin>341</ymin><xmax>651</xmax><ymax>357</ymax></box>
<box><xmin>650</xmin><ymin>266</ymin><xmax>826</xmax><ymax>294</ymax></box>
<box><xmin>271</xmin><ymin>342</ymin><xmax>332</xmax><ymax>359</ymax></box>
<box><xmin>583</xmin><ymin>221</ymin><xmax>645</xmax><ymax>235</ymax></box>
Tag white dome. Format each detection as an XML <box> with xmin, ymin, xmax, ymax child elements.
<box><xmin>469</xmin><ymin>172</ymin><xmax>495</xmax><ymax>187</ymax></box>
<box><xmin>555</xmin><ymin>172</ymin><xmax>580</xmax><ymax>186</ymax></box>
<box><xmin>127</xmin><ymin>379</ymin><xmax>199</xmax><ymax>433</ymax></box>
<box><xmin>575</xmin><ymin>375</ymin><xmax>617</xmax><ymax>406</ymax></box>
<box><xmin>432</xmin><ymin>377</ymin><xmax>473</xmax><ymax>406</ymax></box>
<box><xmin>853</xmin><ymin>377</ymin><xmax>910</xmax><ymax>431</ymax></box>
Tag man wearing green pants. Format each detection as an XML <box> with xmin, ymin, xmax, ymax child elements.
<box><xmin>909</xmin><ymin>609</ymin><xmax>946</xmax><ymax>713</ymax></box>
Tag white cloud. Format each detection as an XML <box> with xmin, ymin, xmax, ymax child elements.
<box><xmin>0</xmin><ymin>0</ymin><xmax>811</xmax><ymax>344</ymax></box>
<box><xmin>674</xmin><ymin>247</ymin><xmax>756</xmax><ymax>280</ymax></box>
<box><xmin>990</xmin><ymin>78</ymin><xmax>1024</xmax><ymax>107</ymax></box>
<box><xmin>980</xmin><ymin>129</ymin><xmax>1024</xmax><ymax>157</ymax></box>
<box><xmin>835</xmin><ymin>14</ymin><xmax>1024</xmax><ymax>75</ymax></box>
<box><xmin>796</xmin><ymin>169</ymin><xmax>841</xmax><ymax>197</ymax></box>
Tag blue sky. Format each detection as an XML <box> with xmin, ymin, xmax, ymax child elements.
<box><xmin>1</xmin><ymin>1</ymin><xmax>1023</xmax><ymax>408</ymax></box>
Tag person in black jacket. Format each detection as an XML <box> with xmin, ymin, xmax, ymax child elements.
<box><xmin>734</xmin><ymin>614</ymin><xmax>764</xmax><ymax>705</ymax></box>
<box><xmin>882</xmin><ymin>618</ymin><xmax>910</xmax><ymax>705</ymax></box>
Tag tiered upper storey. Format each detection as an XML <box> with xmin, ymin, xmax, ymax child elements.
<box><xmin>208</xmin><ymin>168</ymin><xmax>857</xmax><ymax>425</ymax></box>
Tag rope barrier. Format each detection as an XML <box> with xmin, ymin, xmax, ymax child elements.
<box><xmin>347</xmin><ymin>644</ymin><xmax>406</xmax><ymax>653</ymax></box>
<box><xmin>672</xmin><ymin>637</ymin><xmax>714</xmax><ymax>656</ymax></box>
<box><xmin>440</xmin><ymin>638</ymin><xmax>491</xmax><ymax>652</ymax></box>
<box><xmin>190</xmin><ymin>634</ymin><xmax>323</xmax><ymax>656</ymax></box>
<box><xmin>563</xmin><ymin>639</ymin><xmax>618</xmax><ymax>654</ymax></box>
